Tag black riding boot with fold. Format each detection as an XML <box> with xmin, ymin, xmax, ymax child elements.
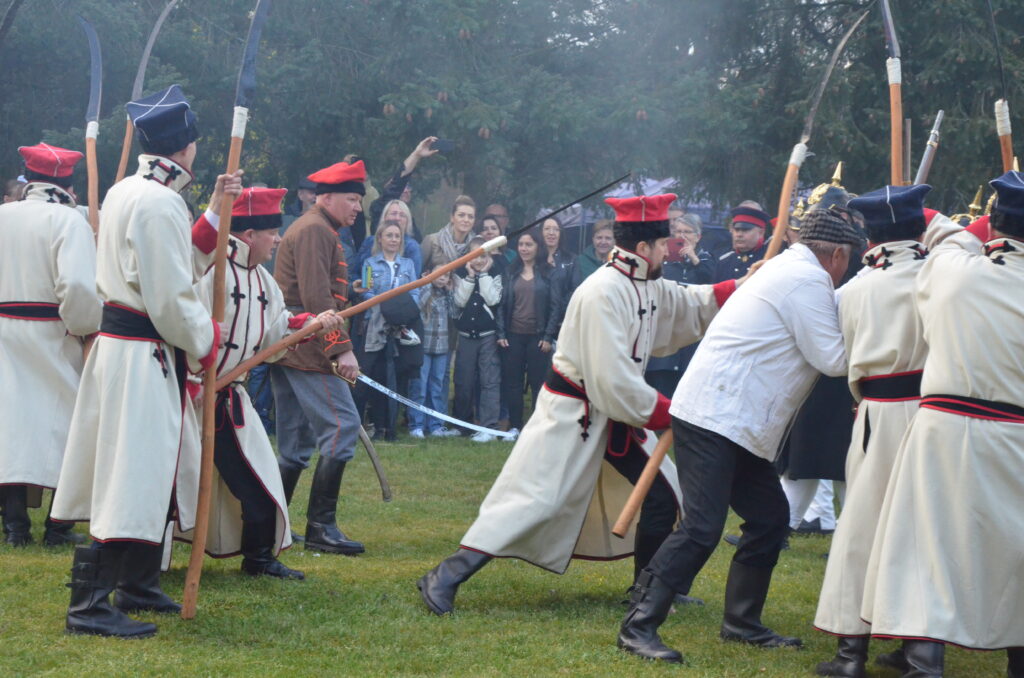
<box><xmin>304</xmin><ymin>456</ymin><xmax>364</xmax><ymax>555</ymax></box>
<box><xmin>816</xmin><ymin>636</ymin><xmax>868</xmax><ymax>677</ymax></box>
<box><xmin>66</xmin><ymin>547</ymin><xmax>157</xmax><ymax>638</ymax></box>
<box><xmin>418</xmin><ymin>548</ymin><xmax>491</xmax><ymax>615</ymax></box>
<box><xmin>617</xmin><ymin>570</ymin><xmax>684</xmax><ymax>663</ymax></box>
<box><xmin>719</xmin><ymin>560</ymin><xmax>802</xmax><ymax>648</ymax></box>
<box><xmin>113</xmin><ymin>541</ymin><xmax>181</xmax><ymax>614</ymax></box>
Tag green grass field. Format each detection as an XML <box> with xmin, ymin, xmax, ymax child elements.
<box><xmin>0</xmin><ymin>436</ymin><xmax>1005</xmax><ymax>677</ymax></box>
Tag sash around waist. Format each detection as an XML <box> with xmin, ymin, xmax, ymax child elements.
<box><xmin>920</xmin><ymin>394</ymin><xmax>1024</xmax><ymax>424</ymax></box>
<box><xmin>0</xmin><ymin>301</ymin><xmax>60</xmax><ymax>321</ymax></box>
<box><xmin>99</xmin><ymin>304</ymin><xmax>163</xmax><ymax>342</ymax></box>
<box><xmin>858</xmin><ymin>370</ymin><xmax>922</xmax><ymax>401</ymax></box>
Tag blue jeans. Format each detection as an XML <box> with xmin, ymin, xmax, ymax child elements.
<box><xmin>408</xmin><ymin>352</ymin><xmax>450</xmax><ymax>433</ymax></box>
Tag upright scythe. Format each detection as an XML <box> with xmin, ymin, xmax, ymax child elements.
<box><xmin>181</xmin><ymin>0</ymin><xmax>271</xmax><ymax>620</ymax></box>
<box><xmin>763</xmin><ymin>9</ymin><xmax>870</xmax><ymax>261</ymax></box>
<box><xmin>115</xmin><ymin>0</ymin><xmax>178</xmax><ymax>183</ymax></box>
<box><xmin>76</xmin><ymin>16</ymin><xmax>102</xmax><ymax>234</ymax></box>
<box><xmin>985</xmin><ymin>0</ymin><xmax>1014</xmax><ymax>172</ymax></box>
<box><xmin>614</xmin><ymin>10</ymin><xmax>869</xmax><ymax>540</ymax></box>
<box><xmin>880</xmin><ymin>0</ymin><xmax>904</xmax><ymax>185</ymax></box>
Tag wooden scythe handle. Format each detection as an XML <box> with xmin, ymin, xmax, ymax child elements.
<box><xmin>181</xmin><ymin>133</ymin><xmax>244</xmax><ymax>620</ymax></box>
<box><xmin>85</xmin><ymin>136</ymin><xmax>100</xmax><ymax>235</ymax></box>
<box><xmin>612</xmin><ymin>431</ymin><xmax>673</xmax><ymax>539</ymax></box>
<box><xmin>214</xmin><ymin>238</ymin><xmax>505</xmax><ymax>391</ymax></box>
<box><xmin>765</xmin><ymin>162</ymin><xmax>801</xmax><ymax>261</ymax></box>
<box><xmin>889</xmin><ymin>82</ymin><xmax>904</xmax><ymax>185</ymax></box>
<box><xmin>115</xmin><ymin>117</ymin><xmax>134</xmax><ymax>184</ymax></box>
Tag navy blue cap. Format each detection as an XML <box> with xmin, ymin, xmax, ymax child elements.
<box><xmin>730</xmin><ymin>205</ymin><xmax>770</xmax><ymax>230</ymax></box>
<box><xmin>990</xmin><ymin>171</ymin><xmax>1024</xmax><ymax>217</ymax></box>
<box><xmin>126</xmin><ymin>84</ymin><xmax>199</xmax><ymax>156</ymax></box>
<box><xmin>848</xmin><ymin>184</ymin><xmax>931</xmax><ymax>230</ymax></box>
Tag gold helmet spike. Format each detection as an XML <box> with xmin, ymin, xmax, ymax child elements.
<box><xmin>985</xmin><ymin>190</ymin><xmax>996</xmax><ymax>216</ymax></box>
<box><xmin>831</xmin><ymin>161</ymin><xmax>844</xmax><ymax>187</ymax></box>
<box><xmin>1015</xmin><ymin>157</ymin><xmax>1020</xmax><ymax>171</ymax></box>
<box><xmin>791</xmin><ymin>198</ymin><xmax>807</xmax><ymax>221</ymax></box>
<box><xmin>968</xmin><ymin>186</ymin><xmax>984</xmax><ymax>218</ymax></box>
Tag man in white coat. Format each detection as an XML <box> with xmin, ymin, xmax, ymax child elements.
<box><xmin>175</xmin><ymin>187</ymin><xmax>343</xmax><ymax>579</ymax></box>
<box><xmin>418</xmin><ymin>193</ymin><xmax>746</xmax><ymax>616</ymax></box>
<box><xmin>860</xmin><ymin>173</ymin><xmax>1024</xmax><ymax>678</ymax></box>
<box><xmin>618</xmin><ymin>207</ymin><xmax>863</xmax><ymax>664</ymax></box>
<box><xmin>52</xmin><ymin>85</ymin><xmax>239</xmax><ymax>638</ymax></box>
<box><xmin>0</xmin><ymin>143</ymin><xmax>101</xmax><ymax>547</ymax></box>
<box><xmin>811</xmin><ymin>185</ymin><xmax>936</xmax><ymax>678</ymax></box>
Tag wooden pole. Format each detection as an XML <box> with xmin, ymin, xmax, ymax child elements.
<box><xmin>215</xmin><ymin>236</ymin><xmax>507</xmax><ymax>391</ymax></box>
<box><xmin>996</xmin><ymin>99</ymin><xmax>1014</xmax><ymax>173</ymax></box>
<box><xmin>887</xmin><ymin>57</ymin><xmax>904</xmax><ymax>185</ymax></box>
<box><xmin>114</xmin><ymin>118</ymin><xmax>133</xmax><ymax>183</ymax></box>
<box><xmin>181</xmin><ymin>108</ymin><xmax>247</xmax><ymax>620</ymax></box>
<box><xmin>764</xmin><ymin>143</ymin><xmax>807</xmax><ymax>261</ymax></box>
<box><xmin>612</xmin><ymin>431</ymin><xmax>673</xmax><ymax>539</ymax></box>
<box><xmin>85</xmin><ymin>123</ymin><xmax>100</xmax><ymax>234</ymax></box>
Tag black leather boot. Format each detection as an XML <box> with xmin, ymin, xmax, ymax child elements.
<box><xmin>1007</xmin><ymin>647</ymin><xmax>1024</xmax><ymax>678</ymax></box>
<box><xmin>240</xmin><ymin>517</ymin><xmax>304</xmax><ymax>580</ymax></box>
<box><xmin>617</xmin><ymin>570</ymin><xmax>684</xmax><ymax>663</ymax></box>
<box><xmin>632</xmin><ymin>529</ymin><xmax>704</xmax><ymax>607</ymax></box>
<box><xmin>417</xmin><ymin>548</ymin><xmax>492</xmax><ymax>615</ymax></box>
<box><xmin>875</xmin><ymin>645</ymin><xmax>909</xmax><ymax>673</ymax></box>
<box><xmin>719</xmin><ymin>560</ymin><xmax>802</xmax><ymax>648</ymax></box>
<box><xmin>902</xmin><ymin>640</ymin><xmax>944</xmax><ymax>677</ymax></box>
<box><xmin>304</xmin><ymin>456</ymin><xmax>364</xmax><ymax>555</ymax></box>
<box><xmin>113</xmin><ymin>541</ymin><xmax>181</xmax><ymax>614</ymax></box>
<box><xmin>2</xmin><ymin>485</ymin><xmax>32</xmax><ymax>546</ymax></box>
<box><xmin>43</xmin><ymin>517</ymin><xmax>85</xmax><ymax>546</ymax></box>
<box><xmin>66</xmin><ymin>547</ymin><xmax>157</xmax><ymax>638</ymax></box>
<box><xmin>816</xmin><ymin>636</ymin><xmax>868</xmax><ymax>677</ymax></box>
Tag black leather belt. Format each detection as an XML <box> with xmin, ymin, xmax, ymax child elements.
<box><xmin>0</xmin><ymin>301</ymin><xmax>60</xmax><ymax>320</ymax></box>
<box><xmin>858</xmin><ymin>371</ymin><xmax>922</xmax><ymax>401</ymax></box>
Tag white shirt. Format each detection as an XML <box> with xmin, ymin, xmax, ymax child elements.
<box><xmin>670</xmin><ymin>243</ymin><xmax>847</xmax><ymax>460</ymax></box>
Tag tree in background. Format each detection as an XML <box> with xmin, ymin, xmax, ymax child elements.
<box><xmin>1</xmin><ymin>0</ymin><xmax>1021</xmax><ymax>224</ymax></box>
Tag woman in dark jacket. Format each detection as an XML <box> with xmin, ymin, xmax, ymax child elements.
<box><xmin>496</xmin><ymin>229</ymin><xmax>563</xmax><ymax>436</ymax></box>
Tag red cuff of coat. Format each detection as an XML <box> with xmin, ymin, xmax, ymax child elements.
<box><xmin>185</xmin><ymin>380</ymin><xmax>201</xmax><ymax>403</ymax></box>
<box><xmin>192</xmin><ymin>214</ymin><xmax>218</xmax><ymax>255</ymax></box>
<box><xmin>712</xmin><ymin>279</ymin><xmax>737</xmax><ymax>307</ymax></box>
<box><xmin>965</xmin><ymin>215</ymin><xmax>991</xmax><ymax>242</ymax></box>
<box><xmin>289</xmin><ymin>312</ymin><xmax>317</xmax><ymax>343</ymax></box>
<box><xmin>644</xmin><ymin>393</ymin><xmax>672</xmax><ymax>431</ymax></box>
<box><xmin>198</xmin><ymin>319</ymin><xmax>220</xmax><ymax>372</ymax></box>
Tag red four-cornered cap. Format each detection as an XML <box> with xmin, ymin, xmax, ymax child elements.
<box><xmin>232</xmin><ymin>187</ymin><xmax>287</xmax><ymax>217</ymax></box>
<box><xmin>18</xmin><ymin>143</ymin><xmax>83</xmax><ymax>178</ymax></box>
<box><xmin>604</xmin><ymin>193</ymin><xmax>677</xmax><ymax>222</ymax></box>
<box><xmin>307</xmin><ymin>160</ymin><xmax>367</xmax><ymax>185</ymax></box>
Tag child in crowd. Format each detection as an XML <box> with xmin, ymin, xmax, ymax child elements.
<box><xmin>409</xmin><ymin>265</ymin><xmax>458</xmax><ymax>438</ymax></box>
<box><xmin>452</xmin><ymin>236</ymin><xmax>503</xmax><ymax>442</ymax></box>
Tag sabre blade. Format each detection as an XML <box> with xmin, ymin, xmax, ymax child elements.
<box><xmin>76</xmin><ymin>16</ymin><xmax>102</xmax><ymax>123</ymax></box>
<box><xmin>800</xmin><ymin>10</ymin><xmax>870</xmax><ymax>144</ymax></box>
<box><xmin>234</xmin><ymin>0</ymin><xmax>272</xmax><ymax>109</ymax></box>
<box><xmin>508</xmin><ymin>172</ymin><xmax>631</xmax><ymax>241</ymax></box>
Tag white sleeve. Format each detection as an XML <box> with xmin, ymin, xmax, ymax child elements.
<box><xmin>54</xmin><ymin>211</ymin><xmax>102</xmax><ymax>336</ymax></box>
<box><xmin>453</xmin><ymin>275</ymin><xmax>473</xmax><ymax>308</ymax></box>
<box><xmin>779</xmin><ymin>276</ymin><xmax>847</xmax><ymax>377</ymax></box>
<box><xmin>478</xmin><ymin>273</ymin><xmax>502</xmax><ymax>306</ymax></box>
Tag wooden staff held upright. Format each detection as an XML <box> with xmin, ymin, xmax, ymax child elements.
<box><xmin>181</xmin><ymin>0</ymin><xmax>271</xmax><ymax>621</ymax></box>
<box><xmin>76</xmin><ymin>16</ymin><xmax>102</xmax><ymax>235</ymax></box>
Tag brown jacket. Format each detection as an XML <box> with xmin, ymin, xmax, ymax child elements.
<box><xmin>274</xmin><ymin>206</ymin><xmax>352</xmax><ymax>373</ymax></box>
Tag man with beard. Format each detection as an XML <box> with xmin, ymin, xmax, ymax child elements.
<box><xmin>618</xmin><ymin>207</ymin><xmax>861</xmax><ymax>664</ymax></box>
<box><xmin>418</xmin><ymin>193</ymin><xmax>748</xmax><ymax>616</ymax></box>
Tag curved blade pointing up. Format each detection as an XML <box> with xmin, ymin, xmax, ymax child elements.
<box><xmin>235</xmin><ymin>0</ymin><xmax>272</xmax><ymax>109</ymax></box>
<box><xmin>880</xmin><ymin>0</ymin><xmax>901</xmax><ymax>60</ymax></box>
<box><xmin>800</xmin><ymin>10</ymin><xmax>870</xmax><ymax>144</ymax></box>
<box><xmin>132</xmin><ymin>0</ymin><xmax>178</xmax><ymax>100</ymax></box>
<box><xmin>77</xmin><ymin>16</ymin><xmax>103</xmax><ymax>123</ymax></box>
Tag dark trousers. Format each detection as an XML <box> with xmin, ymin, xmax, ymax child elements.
<box><xmin>453</xmin><ymin>334</ymin><xmax>501</xmax><ymax>429</ymax></box>
<box><xmin>646</xmin><ymin>417</ymin><xmax>790</xmax><ymax>594</ymax></box>
<box><xmin>354</xmin><ymin>343</ymin><xmax>418</xmax><ymax>432</ymax></box>
<box><xmin>500</xmin><ymin>332</ymin><xmax>551</xmax><ymax>429</ymax></box>
<box><xmin>214</xmin><ymin>417</ymin><xmax>276</xmax><ymax>524</ymax></box>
